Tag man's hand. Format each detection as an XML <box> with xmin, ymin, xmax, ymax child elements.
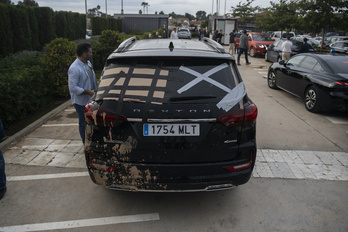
<box><xmin>83</xmin><ymin>89</ymin><xmax>95</xmax><ymax>97</ymax></box>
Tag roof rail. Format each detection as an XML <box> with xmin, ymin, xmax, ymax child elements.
<box><xmin>115</xmin><ymin>36</ymin><xmax>137</xmax><ymax>53</ymax></box>
<box><xmin>203</xmin><ymin>38</ymin><xmax>226</xmax><ymax>53</ymax></box>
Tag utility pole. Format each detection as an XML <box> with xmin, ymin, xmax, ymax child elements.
<box><xmin>105</xmin><ymin>0</ymin><xmax>107</xmax><ymax>17</ymax></box>
<box><xmin>85</xmin><ymin>0</ymin><xmax>88</xmax><ymax>30</ymax></box>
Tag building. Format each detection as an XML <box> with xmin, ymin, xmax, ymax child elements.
<box><xmin>114</xmin><ymin>14</ymin><xmax>169</xmax><ymax>34</ymax></box>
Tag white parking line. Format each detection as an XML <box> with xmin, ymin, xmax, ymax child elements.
<box><xmin>0</xmin><ymin>213</ymin><xmax>160</xmax><ymax>232</ymax></box>
<box><xmin>42</xmin><ymin>123</ymin><xmax>78</xmax><ymax>127</ymax></box>
<box><xmin>7</xmin><ymin>172</ymin><xmax>89</xmax><ymax>181</ymax></box>
<box><xmin>325</xmin><ymin>116</ymin><xmax>348</xmax><ymax>125</ymax></box>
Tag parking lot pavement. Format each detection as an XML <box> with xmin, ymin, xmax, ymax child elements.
<box><xmin>3</xmin><ymin>137</ymin><xmax>348</xmax><ymax>181</ymax></box>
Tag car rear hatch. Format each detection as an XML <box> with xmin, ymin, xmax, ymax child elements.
<box><xmin>86</xmin><ymin>57</ymin><xmax>256</xmax><ymax>164</ymax></box>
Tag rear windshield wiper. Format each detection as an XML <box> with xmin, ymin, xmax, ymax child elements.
<box><xmin>169</xmin><ymin>96</ymin><xmax>217</xmax><ymax>102</ymax></box>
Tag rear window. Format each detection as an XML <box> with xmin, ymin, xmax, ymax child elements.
<box><xmin>96</xmin><ymin>58</ymin><xmax>240</xmax><ymax>104</ymax></box>
<box><xmin>325</xmin><ymin>58</ymin><xmax>348</xmax><ymax>74</ymax></box>
<box><xmin>252</xmin><ymin>34</ymin><xmax>273</xmax><ymax>41</ymax></box>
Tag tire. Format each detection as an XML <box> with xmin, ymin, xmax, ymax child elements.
<box><xmin>267</xmin><ymin>70</ymin><xmax>278</xmax><ymax>89</ymax></box>
<box><xmin>304</xmin><ymin>86</ymin><xmax>321</xmax><ymax>113</ymax></box>
<box><xmin>250</xmin><ymin>47</ymin><xmax>255</xmax><ymax>57</ymax></box>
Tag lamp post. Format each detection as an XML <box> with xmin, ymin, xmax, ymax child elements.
<box><xmin>105</xmin><ymin>0</ymin><xmax>107</xmax><ymax>17</ymax></box>
<box><xmin>85</xmin><ymin>0</ymin><xmax>88</xmax><ymax>30</ymax></box>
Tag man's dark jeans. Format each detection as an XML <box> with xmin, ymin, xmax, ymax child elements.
<box><xmin>237</xmin><ymin>48</ymin><xmax>249</xmax><ymax>63</ymax></box>
<box><xmin>74</xmin><ymin>104</ymin><xmax>86</xmax><ymax>144</ymax></box>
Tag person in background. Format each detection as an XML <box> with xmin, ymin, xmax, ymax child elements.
<box><xmin>170</xmin><ymin>28</ymin><xmax>178</xmax><ymax>39</ymax></box>
<box><xmin>217</xmin><ymin>29</ymin><xmax>224</xmax><ymax>44</ymax></box>
<box><xmin>229</xmin><ymin>29</ymin><xmax>236</xmax><ymax>56</ymax></box>
<box><xmin>68</xmin><ymin>43</ymin><xmax>97</xmax><ymax>144</ymax></box>
<box><xmin>299</xmin><ymin>37</ymin><xmax>310</xmax><ymax>53</ymax></box>
<box><xmin>281</xmin><ymin>35</ymin><xmax>293</xmax><ymax>62</ymax></box>
<box><xmin>237</xmin><ymin>30</ymin><xmax>251</xmax><ymax>65</ymax></box>
<box><xmin>213</xmin><ymin>30</ymin><xmax>218</xmax><ymax>41</ymax></box>
<box><xmin>0</xmin><ymin>119</ymin><xmax>6</xmax><ymax>200</ymax></box>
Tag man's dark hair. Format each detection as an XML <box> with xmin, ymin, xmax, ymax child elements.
<box><xmin>286</xmin><ymin>35</ymin><xmax>291</xmax><ymax>40</ymax></box>
<box><xmin>76</xmin><ymin>43</ymin><xmax>91</xmax><ymax>57</ymax></box>
<box><xmin>243</xmin><ymin>30</ymin><xmax>247</xmax><ymax>34</ymax></box>
<box><xmin>233</xmin><ymin>29</ymin><xmax>236</xmax><ymax>33</ymax></box>
<box><xmin>303</xmin><ymin>37</ymin><xmax>308</xmax><ymax>42</ymax></box>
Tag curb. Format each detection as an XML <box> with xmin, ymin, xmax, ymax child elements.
<box><xmin>0</xmin><ymin>100</ymin><xmax>72</xmax><ymax>152</ymax></box>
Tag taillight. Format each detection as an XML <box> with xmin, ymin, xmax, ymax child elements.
<box><xmin>85</xmin><ymin>102</ymin><xmax>127</xmax><ymax>127</ymax></box>
<box><xmin>335</xmin><ymin>81</ymin><xmax>348</xmax><ymax>86</ymax></box>
<box><xmin>224</xmin><ymin>152</ymin><xmax>253</xmax><ymax>172</ymax></box>
<box><xmin>217</xmin><ymin>104</ymin><xmax>257</xmax><ymax>127</ymax></box>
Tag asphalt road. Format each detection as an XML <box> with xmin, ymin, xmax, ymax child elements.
<box><xmin>0</xmin><ymin>54</ymin><xmax>347</xmax><ymax>232</ymax></box>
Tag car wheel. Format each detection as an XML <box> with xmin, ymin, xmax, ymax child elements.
<box><xmin>250</xmin><ymin>47</ymin><xmax>255</xmax><ymax>57</ymax></box>
<box><xmin>267</xmin><ymin>70</ymin><xmax>278</xmax><ymax>89</ymax></box>
<box><xmin>304</xmin><ymin>86</ymin><xmax>321</xmax><ymax>113</ymax></box>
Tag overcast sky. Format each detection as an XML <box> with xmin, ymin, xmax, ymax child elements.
<box><xmin>12</xmin><ymin>0</ymin><xmax>272</xmax><ymax>16</ymax></box>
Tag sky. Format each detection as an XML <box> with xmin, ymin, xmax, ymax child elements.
<box><xmin>12</xmin><ymin>0</ymin><xmax>272</xmax><ymax>17</ymax></box>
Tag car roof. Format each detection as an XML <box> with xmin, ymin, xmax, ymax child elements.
<box><xmin>107</xmin><ymin>37</ymin><xmax>233</xmax><ymax>60</ymax></box>
<box><xmin>301</xmin><ymin>53</ymin><xmax>348</xmax><ymax>61</ymax></box>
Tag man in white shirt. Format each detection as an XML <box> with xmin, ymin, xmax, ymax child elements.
<box><xmin>281</xmin><ymin>35</ymin><xmax>292</xmax><ymax>62</ymax></box>
<box><xmin>170</xmin><ymin>28</ymin><xmax>178</xmax><ymax>39</ymax></box>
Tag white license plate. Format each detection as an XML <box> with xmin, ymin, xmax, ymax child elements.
<box><xmin>143</xmin><ymin>124</ymin><xmax>200</xmax><ymax>136</ymax></box>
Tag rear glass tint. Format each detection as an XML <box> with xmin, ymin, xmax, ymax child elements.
<box><xmin>96</xmin><ymin>57</ymin><xmax>239</xmax><ymax>104</ymax></box>
<box><xmin>325</xmin><ymin>58</ymin><xmax>348</xmax><ymax>74</ymax></box>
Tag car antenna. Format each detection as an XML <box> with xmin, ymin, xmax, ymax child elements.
<box><xmin>169</xmin><ymin>42</ymin><xmax>174</xmax><ymax>52</ymax></box>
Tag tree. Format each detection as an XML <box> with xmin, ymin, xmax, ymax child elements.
<box><xmin>139</xmin><ymin>9</ymin><xmax>142</xmax><ymax>14</ymax></box>
<box><xmin>0</xmin><ymin>0</ymin><xmax>12</xmax><ymax>4</ymax></box>
<box><xmin>298</xmin><ymin>0</ymin><xmax>348</xmax><ymax>46</ymax></box>
<box><xmin>159</xmin><ymin>11</ymin><xmax>164</xmax><ymax>15</ymax></box>
<box><xmin>185</xmin><ymin>13</ymin><xmax>195</xmax><ymax>21</ymax></box>
<box><xmin>17</xmin><ymin>0</ymin><xmax>38</xmax><ymax>6</ymax></box>
<box><xmin>196</xmin><ymin>10</ymin><xmax>207</xmax><ymax>20</ymax></box>
<box><xmin>231</xmin><ymin>0</ymin><xmax>258</xmax><ymax>25</ymax></box>
<box><xmin>255</xmin><ymin>0</ymin><xmax>298</xmax><ymax>34</ymax></box>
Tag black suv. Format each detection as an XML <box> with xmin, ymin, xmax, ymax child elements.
<box><xmin>84</xmin><ymin>37</ymin><xmax>258</xmax><ymax>192</ymax></box>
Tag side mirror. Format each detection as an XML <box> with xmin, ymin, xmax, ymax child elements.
<box><xmin>279</xmin><ymin>60</ymin><xmax>285</xmax><ymax>65</ymax></box>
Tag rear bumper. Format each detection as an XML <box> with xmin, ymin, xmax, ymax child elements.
<box><xmin>85</xmin><ymin>143</ymin><xmax>256</xmax><ymax>192</ymax></box>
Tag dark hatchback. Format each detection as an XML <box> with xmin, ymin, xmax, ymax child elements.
<box><xmin>265</xmin><ymin>38</ymin><xmax>317</xmax><ymax>63</ymax></box>
<box><xmin>268</xmin><ymin>53</ymin><xmax>348</xmax><ymax>112</ymax></box>
<box><xmin>84</xmin><ymin>37</ymin><xmax>258</xmax><ymax>192</ymax></box>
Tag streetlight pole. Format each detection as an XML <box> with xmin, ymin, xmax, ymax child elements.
<box><xmin>105</xmin><ymin>0</ymin><xmax>107</xmax><ymax>17</ymax></box>
<box><xmin>85</xmin><ymin>0</ymin><xmax>88</xmax><ymax>30</ymax></box>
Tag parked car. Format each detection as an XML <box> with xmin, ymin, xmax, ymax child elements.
<box><xmin>265</xmin><ymin>38</ymin><xmax>317</xmax><ymax>63</ymax></box>
<box><xmin>324</xmin><ymin>36</ymin><xmax>348</xmax><ymax>47</ymax></box>
<box><xmin>177</xmin><ymin>28</ymin><xmax>191</xmax><ymax>39</ymax></box>
<box><xmin>84</xmin><ymin>37</ymin><xmax>258</xmax><ymax>192</ymax></box>
<box><xmin>294</xmin><ymin>36</ymin><xmax>320</xmax><ymax>47</ymax></box>
<box><xmin>267</xmin><ymin>53</ymin><xmax>348</xmax><ymax>112</ymax></box>
<box><xmin>235</xmin><ymin>32</ymin><xmax>274</xmax><ymax>57</ymax></box>
<box><xmin>329</xmin><ymin>41</ymin><xmax>348</xmax><ymax>54</ymax></box>
<box><xmin>270</xmin><ymin>31</ymin><xmax>296</xmax><ymax>41</ymax></box>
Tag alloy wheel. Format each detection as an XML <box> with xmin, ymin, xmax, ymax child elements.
<box><xmin>268</xmin><ymin>71</ymin><xmax>278</xmax><ymax>89</ymax></box>
<box><xmin>305</xmin><ymin>86</ymin><xmax>320</xmax><ymax>112</ymax></box>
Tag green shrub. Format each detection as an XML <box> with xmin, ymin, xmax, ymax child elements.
<box><xmin>0</xmin><ymin>51</ymin><xmax>53</xmax><ymax>128</ymax></box>
<box><xmin>92</xmin><ymin>30</ymin><xmax>125</xmax><ymax>70</ymax></box>
<box><xmin>45</xmin><ymin>38</ymin><xmax>76</xmax><ymax>97</ymax></box>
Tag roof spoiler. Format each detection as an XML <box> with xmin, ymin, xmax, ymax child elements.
<box><xmin>115</xmin><ymin>36</ymin><xmax>137</xmax><ymax>53</ymax></box>
<box><xmin>203</xmin><ymin>38</ymin><xmax>226</xmax><ymax>53</ymax></box>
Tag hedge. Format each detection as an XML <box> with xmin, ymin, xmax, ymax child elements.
<box><xmin>0</xmin><ymin>52</ymin><xmax>54</xmax><ymax>128</ymax></box>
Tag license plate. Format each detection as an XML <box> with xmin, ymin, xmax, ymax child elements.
<box><xmin>143</xmin><ymin>124</ymin><xmax>200</xmax><ymax>136</ymax></box>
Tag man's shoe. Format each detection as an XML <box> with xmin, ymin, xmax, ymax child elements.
<box><xmin>0</xmin><ymin>186</ymin><xmax>6</xmax><ymax>200</ymax></box>
<box><xmin>246</xmin><ymin>62</ymin><xmax>251</xmax><ymax>65</ymax></box>
<box><xmin>237</xmin><ymin>62</ymin><xmax>241</xmax><ymax>65</ymax></box>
